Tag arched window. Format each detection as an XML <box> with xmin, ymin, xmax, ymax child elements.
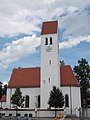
<box><xmin>50</xmin><ymin>37</ymin><xmax>52</xmax><ymax>45</ymax></box>
<box><xmin>45</xmin><ymin>38</ymin><xmax>48</xmax><ymax>45</ymax></box>
<box><xmin>65</xmin><ymin>94</ymin><xmax>69</xmax><ymax>107</ymax></box>
<box><xmin>38</xmin><ymin>95</ymin><xmax>40</xmax><ymax>108</ymax></box>
<box><xmin>49</xmin><ymin>60</ymin><xmax>51</xmax><ymax>65</ymax></box>
<box><xmin>48</xmin><ymin>78</ymin><xmax>51</xmax><ymax>83</ymax></box>
<box><xmin>25</xmin><ymin>95</ymin><xmax>29</xmax><ymax>108</ymax></box>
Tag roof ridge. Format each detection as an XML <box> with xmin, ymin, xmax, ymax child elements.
<box><xmin>8</xmin><ymin>65</ymin><xmax>80</xmax><ymax>88</ymax></box>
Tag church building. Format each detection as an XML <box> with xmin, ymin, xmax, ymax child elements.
<box><xmin>7</xmin><ymin>21</ymin><xmax>81</xmax><ymax>114</ymax></box>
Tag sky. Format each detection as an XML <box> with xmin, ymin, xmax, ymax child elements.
<box><xmin>0</xmin><ymin>0</ymin><xmax>90</xmax><ymax>84</ymax></box>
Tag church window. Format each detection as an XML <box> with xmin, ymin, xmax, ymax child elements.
<box><xmin>65</xmin><ymin>94</ymin><xmax>69</xmax><ymax>107</ymax></box>
<box><xmin>50</xmin><ymin>37</ymin><xmax>52</xmax><ymax>45</ymax></box>
<box><xmin>45</xmin><ymin>37</ymin><xmax>48</xmax><ymax>45</ymax></box>
<box><xmin>25</xmin><ymin>95</ymin><xmax>29</xmax><ymax>108</ymax></box>
<box><xmin>38</xmin><ymin>95</ymin><xmax>40</xmax><ymax>108</ymax></box>
<box><xmin>43</xmin><ymin>80</ymin><xmax>46</xmax><ymax>84</ymax></box>
<box><xmin>48</xmin><ymin>78</ymin><xmax>50</xmax><ymax>83</ymax></box>
<box><xmin>49</xmin><ymin>60</ymin><xmax>51</xmax><ymax>65</ymax></box>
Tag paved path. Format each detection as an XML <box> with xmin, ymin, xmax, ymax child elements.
<box><xmin>0</xmin><ymin>117</ymin><xmax>81</xmax><ymax>120</ymax></box>
<box><xmin>0</xmin><ymin>117</ymin><xmax>90</xmax><ymax>120</ymax></box>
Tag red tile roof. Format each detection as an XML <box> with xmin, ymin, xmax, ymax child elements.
<box><xmin>0</xmin><ymin>95</ymin><xmax>6</xmax><ymax>102</ymax></box>
<box><xmin>8</xmin><ymin>65</ymin><xmax>80</xmax><ymax>88</ymax></box>
<box><xmin>60</xmin><ymin>65</ymin><xmax>80</xmax><ymax>87</ymax></box>
<box><xmin>8</xmin><ymin>67</ymin><xmax>40</xmax><ymax>88</ymax></box>
<box><xmin>41</xmin><ymin>21</ymin><xmax>58</xmax><ymax>35</ymax></box>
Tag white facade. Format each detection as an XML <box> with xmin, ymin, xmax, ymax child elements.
<box><xmin>7</xmin><ymin>86</ymin><xmax>81</xmax><ymax>117</ymax></box>
<box><xmin>7</xmin><ymin>87</ymin><xmax>81</xmax><ymax>109</ymax></box>
<box><xmin>41</xmin><ymin>33</ymin><xmax>60</xmax><ymax>108</ymax></box>
<box><xmin>7</xmin><ymin>88</ymin><xmax>40</xmax><ymax>109</ymax></box>
<box><xmin>61</xmin><ymin>87</ymin><xmax>81</xmax><ymax>109</ymax></box>
<box><xmin>0</xmin><ymin>102</ymin><xmax>7</xmax><ymax>109</ymax></box>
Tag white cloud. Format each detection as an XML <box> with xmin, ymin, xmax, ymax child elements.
<box><xmin>60</xmin><ymin>11</ymin><xmax>90</xmax><ymax>37</ymax></box>
<box><xmin>0</xmin><ymin>0</ymin><xmax>90</xmax><ymax>68</ymax></box>
<box><xmin>1</xmin><ymin>34</ymin><xmax>89</xmax><ymax>68</ymax></box>
<box><xmin>0</xmin><ymin>35</ymin><xmax>41</xmax><ymax>67</ymax></box>
<box><xmin>67</xmin><ymin>6</ymin><xmax>78</xmax><ymax>13</ymax></box>
<box><xmin>0</xmin><ymin>0</ymin><xmax>89</xmax><ymax>37</ymax></box>
<box><xmin>59</xmin><ymin>35</ymin><xmax>90</xmax><ymax>49</ymax></box>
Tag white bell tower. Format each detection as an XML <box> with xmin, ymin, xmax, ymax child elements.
<box><xmin>40</xmin><ymin>21</ymin><xmax>60</xmax><ymax>108</ymax></box>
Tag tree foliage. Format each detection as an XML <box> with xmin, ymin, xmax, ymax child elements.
<box><xmin>48</xmin><ymin>86</ymin><xmax>64</xmax><ymax>108</ymax></box>
<box><xmin>73</xmin><ymin>58</ymin><xmax>90</xmax><ymax>107</ymax></box>
<box><xmin>11</xmin><ymin>87</ymin><xmax>24</xmax><ymax>108</ymax></box>
<box><xmin>0</xmin><ymin>83</ymin><xmax>7</xmax><ymax>101</ymax></box>
<box><xmin>0</xmin><ymin>85</ymin><xmax>3</xmax><ymax>100</ymax></box>
<box><xmin>1</xmin><ymin>85</ymin><xmax>7</xmax><ymax>96</ymax></box>
<box><xmin>3</xmin><ymin>85</ymin><xmax>7</xmax><ymax>95</ymax></box>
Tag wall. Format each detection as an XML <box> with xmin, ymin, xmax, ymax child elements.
<box><xmin>1</xmin><ymin>108</ymin><xmax>90</xmax><ymax>118</ymax></box>
<box><xmin>61</xmin><ymin>86</ymin><xmax>81</xmax><ymax>116</ymax></box>
<box><xmin>0</xmin><ymin>109</ymin><xmax>65</xmax><ymax>117</ymax></box>
<box><xmin>41</xmin><ymin>33</ymin><xmax>60</xmax><ymax>108</ymax></box>
<box><xmin>0</xmin><ymin>102</ymin><xmax>7</xmax><ymax>108</ymax></box>
<box><xmin>6</xmin><ymin>86</ymin><xmax>81</xmax><ymax>117</ymax></box>
<box><xmin>7</xmin><ymin>87</ymin><xmax>40</xmax><ymax>109</ymax></box>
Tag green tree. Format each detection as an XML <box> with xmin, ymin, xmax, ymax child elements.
<box><xmin>2</xmin><ymin>84</ymin><xmax>7</xmax><ymax>96</ymax></box>
<box><xmin>48</xmin><ymin>86</ymin><xmax>64</xmax><ymax>116</ymax></box>
<box><xmin>11</xmin><ymin>87</ymin><xmax>24</xmax><ymax>108</ymax></box>
<box><xmin>73</xmin><ymin>58</ymin><xmax>90</xmax><ymax>107</ymax></box>
<box><xmin>0</xmin><ymin>85</ymin><xmax>3</xmax><ymax>100</ymax></box>
<box><xmin>3</xmin><ymin>85</ymin><xmax>7</xmax><ymax>95</ymax></box>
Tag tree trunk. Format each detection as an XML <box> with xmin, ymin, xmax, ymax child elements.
<box><xmin>55</xmin><ymin>108</ymin><xmax>57</xmax><ymax>117</ymax></box>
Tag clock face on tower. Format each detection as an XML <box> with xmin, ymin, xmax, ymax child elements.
<box><xmin>46</xmin><ymin>46</ymin><xmax>52</xmax><ymax>52</ymax></box>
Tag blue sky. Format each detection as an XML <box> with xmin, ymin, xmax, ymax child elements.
<box><xmin>0</xmin><ymin>0</ymin><xmax>90</xmax><ymax>84</ymax></box>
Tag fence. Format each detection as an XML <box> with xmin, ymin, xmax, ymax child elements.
<box><xmin>1</xmin><ymin>108</ymin><xmax>89</xmax><ymax>118</ymax></box>
<box><xmin>0</xmin><ymin>108</ymin><xmax>65</xmax><ymax>118</ymax></box>
<box><xmin>80</xmin><ymin>108</ymin><xmax>90</xmax><ymax>119</ymax></box>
